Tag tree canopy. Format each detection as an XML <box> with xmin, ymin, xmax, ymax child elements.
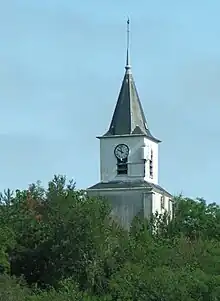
<box><xmin>0</xmin><ymin>175</ymin><xmax>220</xmax><ymax>300</ymax></box>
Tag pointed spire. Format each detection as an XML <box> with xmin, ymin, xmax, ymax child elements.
<box><xmin>125</xmin><ymin>18</ymin><xmax>131</xmax><ymax>71</ymax></box>
<box><xmin>101</xmin><ymin>20</ymin><xmax>160</xmax><ymax>143</ymax></box>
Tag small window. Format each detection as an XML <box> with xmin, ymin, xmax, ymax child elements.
<box><xmin>149</xmin><ymin>149</ymin><xmax>153</xmax><ymax>178</ymax></box>
<box><xmin>160</xmin><ymin>195</ymin><xmax>165</xmax><ymax>210</ymax></box>
<box><xmin>168</xmin><ymin>199</ymin><xmax>171</xmax><ymax>214</ymax></box>
<box><xmin>117</xmin><ymin>158</ymin><xmax>128</xmax><ymax>175</ymax></box>
<box><xmin>169</xmin><ymin>199</ymin><xmax>175</xmax><ymax>219</ymax></box>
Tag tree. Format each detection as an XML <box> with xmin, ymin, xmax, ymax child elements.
<box><xmin>6</xmin><ymin>175</ymin><xmax>124</xmax><ymax>294</ymax></box>
<box><xmin>1</xmin><ymin>176</ymin><xmax>220</xmax><ymax>300</ymax></box>
<box><xmin>168</xmin><ymin>196</ymin><xmax>220</xmax><ymax>240</ymax></box>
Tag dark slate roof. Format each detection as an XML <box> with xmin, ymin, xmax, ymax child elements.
<box><xmin>102</xmin><ymin>65</ymin><xmax>160</xmax><ymax>143</ymax></box>
<box><xmin>88</xmin><ymin>180</ymin><xmax>172</xmax><ymax>197</ymax></box>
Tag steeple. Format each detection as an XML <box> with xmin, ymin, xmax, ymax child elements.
<box><xmin>88</xmin><ymin>19</ymin><xmax>172</xmax><ymax>232</ymax></box>
<box><xmin>103</xmin><ymin>19</ymin><xmax>160</xmax><ymax>143</ymax></box>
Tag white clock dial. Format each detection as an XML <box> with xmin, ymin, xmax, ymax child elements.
<box><xmin>114</xmin><ymin>144</ymin><xmax>129</xmax><ymax>160</ymax></box>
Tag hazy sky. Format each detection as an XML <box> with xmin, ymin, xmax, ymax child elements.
<box><xmin>0</xmin><ymin>0</ymin><xmax>220</xmax><ymax>202</ymax></box>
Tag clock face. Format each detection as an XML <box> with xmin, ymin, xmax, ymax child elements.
<box><xmin>114</xmin><ymin>144</ymin><xmax>129</xmax><ymax>160</ymax></box>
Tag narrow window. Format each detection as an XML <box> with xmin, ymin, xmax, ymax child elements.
<box><xmin>172</xmin><ymin>200</ymin><xmax>175</xmax><ymax>219</ymax></box>
<box><xmin>160</xmin><ymin>195</ymin><xmax>165</xmax><ymax>210</ymax></box>
<box><xmin>149</xmin><ymin>149</ymin><xmax>153</xmax><ymax>178</ymax></box>
<box><xmin>168</xmin><ymin>199</ymin><xmax>171</xmax><ymax>214</ymax></box>
<box><xmin>117</xmin><ymin>158</ymin><xmax>128</xmax><ymax>175</ymax></box>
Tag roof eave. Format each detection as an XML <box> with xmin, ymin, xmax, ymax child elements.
<box><xmin>97</xmin><ymin>133</ymin><xmax>161</xmax><ymax>143</ymax></box>
<box><xmin>147</xmin><ymin>136</ymin><xmax>162</xmax><ymax>143</ymax></box>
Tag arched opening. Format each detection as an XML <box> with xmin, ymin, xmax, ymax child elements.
<box><xmin>117</xmin><ymin>158</ymin><xmax>128</xmax><ymax>175</ymax></box>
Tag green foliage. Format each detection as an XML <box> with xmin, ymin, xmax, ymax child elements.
<box><xmin>0</xmin><ymin>275</ymin><xmax>30</xmax><ymax>301</ymax></box>
<box><xmin>0</xmin><ymin>176</ymin><xmax>220</xmax><ymax>300</ymax></box>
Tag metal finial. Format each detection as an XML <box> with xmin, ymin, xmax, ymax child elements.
<box><xmin>125</xmin><ymin>18</ymin><xmax>131</xmax><ymax>70</ymax></box>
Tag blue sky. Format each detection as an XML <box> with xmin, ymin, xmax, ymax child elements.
<box><xmin>0</xmin><ymin>0</ymin><xmax>220</xmax><ymax>202</ymax></box>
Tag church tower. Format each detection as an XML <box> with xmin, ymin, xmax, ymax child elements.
<box><xmin>88</xmin><ymin>20</ymin><xmax>172</xmax><ymax>230</ymax></box>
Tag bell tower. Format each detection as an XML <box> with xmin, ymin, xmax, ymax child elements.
<box><xmin>88</xmin><ymin>19</ymin><xmax>172</xmax><ymax>230</ymax></box>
